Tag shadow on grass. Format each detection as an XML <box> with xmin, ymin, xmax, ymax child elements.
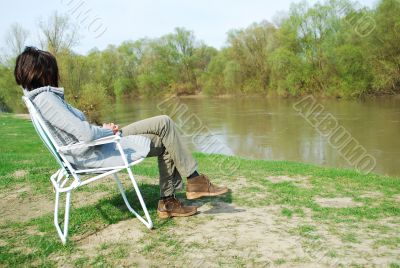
<box><xmin>92</xmin><ymin>183</ymin><xmax>239</xmax><ymax>226</ymax></box>
<box><xmin>69</xmin><ymin>183</ymin><xmax>242</xmax><ymax>243</ymax></box>
<box><xmin>183</xmin><ymin>190</ymin><xmax>246</xmax><ymax>214</ymax></box>
<box><xmin>94</xmin><ymin>183</ymin><xmax>159</xmax><ymax>223</ymax></box>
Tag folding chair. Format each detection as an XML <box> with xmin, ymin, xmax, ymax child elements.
<box><xmin>22</xmin><ymin>96</ymin><xmax>153</xmax><ymax>244</ymax></box>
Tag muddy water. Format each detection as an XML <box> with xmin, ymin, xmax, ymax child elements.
<box><xmin>106</xmin><ymin>96</ymin><xmax>400</xmax><ymax>177</ymax></box>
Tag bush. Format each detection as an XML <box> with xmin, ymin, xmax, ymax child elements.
<box><xmin>0</xmin><ymin>66</ymin><xmax>25</xmax><ymax>113</ymax></box>
<box><xmin>113</xmin><ymin>77</ymin><xmax>137</xmax><ymax>98</ymax></box>
<box><xmin>72</xmin><ymin>83</ymin><xmax>110</xmax><ymax>124</ymax></box>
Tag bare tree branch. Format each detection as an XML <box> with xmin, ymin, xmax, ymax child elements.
<box><xmin>4</xmin><ymin>23</ymin><xmax>29</xmax><ymax>56</ymax></box>
<box><xmin>38</xmin><ymin>12</ymin><xmax>80</xmax><ymax>54</ymax></box>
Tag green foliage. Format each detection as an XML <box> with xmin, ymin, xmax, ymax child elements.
<box><xmin>223</xmin><ymin>60</ymin><xmax>242</xmax><ymax>94</ymax></box>
<box><xmin>225</xmin><ymin>21</ymin><xmax>276</xmax><ymax>95</ymax></box>
<box><xmin>113</xmin><ymin>76</ymin><xmax>134</xmax><ymax>97</ymax></box>
<box><xmin>137</xmin><ymin>28</ymin><xmax>216</xmax><ymax>97</ymax></box>
<box><xmin>201</xmin><ymin>49</ymin><xmax>230</xmax><ymax>95</ymax></box>
<box><xmin>0</xmin><ymin>65</ymin><xmax>24</xmax><ymax>112</ymax></box>
<box><xmin>333</xmin><ymin>44</ymin><xmax>373</xmax><ymax>97</ymax></box>
<box><xmin>0</xmin><ymin>59</ymin><xmax>27</xmax><ymax>113</ymax></box>
<box><xmin>269</xmin><ymin>48</ymin><xmax>305</xmax><ymax>96</ymax></box>
<box><xmin>72</xmin><ymin>83</ymin><xmax>110</xmax><ymax>124</ymax></box>
<box><xmin>0</xmin><ymin>0</ymin><xmax>399</xmax><ymax>111</ymax></box>
<box><xmin>368</xmin><ymin>0</ymin><xmax>400</xmax><ymax>93</ymax></box>
<box><xmin>201</xmin><ymin>0</ymin><xmax>399</xmax><ymax>98</ymax></box>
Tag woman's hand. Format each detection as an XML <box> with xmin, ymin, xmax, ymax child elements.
<box><xmin>102</xmin><ymin>123</ymin><xmax>120</xmax><ymax>135</ymax></box>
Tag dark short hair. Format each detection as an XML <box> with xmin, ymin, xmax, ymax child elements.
<box><xmin>14</xmin><ymin>46</ymin><xmax>59</xmax><ymax>91</ymax></box>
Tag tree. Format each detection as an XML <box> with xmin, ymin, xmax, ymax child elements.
<box><xmin>38</xmin><ymin>12</ymin><xmax>79</xmax><ymax>55</ymax></box>
<box><xmin>268</xmin><ymin>0</ymin><xmax>374</xmax><ymax>97</ymax></box>
<box><xmin>0</xmin><ymin>65</ymin><xmax>24</xmax><ymax>112</ymax></box>
<box><xmin>4</xmin><ymin>23</ymin><xmax>29</xmax><ymax>57</ymax></box>
<box><xmin>201</xmin><ymin>49</ymin><xmax>230</xmax><ymax>95</ymax></box>
<box><xmin>166</xmin><ymin>27</ymin><xmax>200</xmax><ymax>94</ymax></box>
<box><xmin>1</xmin><ymin>0</ymin><xmax>399</xmax><ymax>114</ymax></box>
<box><xmin>368</xmin><ymin>0</ymin><xmax>400</xmax><ymax>93</ymax></box>
<box><xmin>226</xmin><ymin>21</ymin><xmax>276</xmax><ymax>94</ymax></box>
<box><xmin>137</xmin><ymin>38</ymin><xmax>177</xmax><ymax>96</ymax></box>
<box><xmin>136</xmin><ymin>28</ymin><xmax>211</xmax><ymax>96</ymax></box>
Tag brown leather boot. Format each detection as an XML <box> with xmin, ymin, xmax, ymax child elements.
<box><xmin>157</xmin><ymin>196</ymin><xmax>197</xmax><ymax>218</ymax></box>
<box><xmin>186</xmin><ymin>174</ymin><xmax>228</xmax><ymax>200</ymax></box>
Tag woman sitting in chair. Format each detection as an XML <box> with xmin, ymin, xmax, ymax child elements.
<box><xmin>14</xmin><ymin>46</ymin><xmax>228</xmax><ymax>218</ymax></box>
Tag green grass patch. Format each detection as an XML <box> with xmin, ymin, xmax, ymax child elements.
<box><xmin>1</xmin><ymin>114</ymin><xmax>399</xmax><ymax>266</ymax></box>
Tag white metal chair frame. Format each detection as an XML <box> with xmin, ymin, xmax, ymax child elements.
<box><xmin>22</xmin><ymin>96</ymin><xmax>153</xmax><ymax>244</ymax></box>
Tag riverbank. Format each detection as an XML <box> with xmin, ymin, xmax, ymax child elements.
<box><xmin>0</xmin><ymin>115</ymin><xmax>399</xmax><ymax>267</ymax></box>
<box><xmin>153</xmin><ymin>91</ymin><xmax>400</xmax><ymax>100</ymax></box>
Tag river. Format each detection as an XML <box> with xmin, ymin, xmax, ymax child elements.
<box><xmin>105</xmin><ymin>96</ymin><xmax>400</xmax><ymax>177</ymax></box>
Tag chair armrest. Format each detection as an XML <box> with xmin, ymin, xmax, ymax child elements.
<box><xmin>58</xmin><ymin>135</ymin><xmax>121</xmax><ymax>152</ymax></box>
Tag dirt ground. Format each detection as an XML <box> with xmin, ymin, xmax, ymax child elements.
<box><xmin>52</xmin><ymin>202</ymin><xmax>400</xmax><ymax>267</ymax></box>
<box><xmin>1</xmin><ymin>174</ymin><xmax>399</xmax><ymax>267</ymax></box>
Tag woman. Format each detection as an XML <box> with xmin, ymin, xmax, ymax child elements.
<box><xmin>14</xmin><ymin>47</ymin><xmax>228</xmax><ymax>218</ymax></box>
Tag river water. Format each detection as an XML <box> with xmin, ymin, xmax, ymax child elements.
<box><xmin>105</xmin><ymin>96</ymin><xmax>400</xmax><ymax>177</ymax></box>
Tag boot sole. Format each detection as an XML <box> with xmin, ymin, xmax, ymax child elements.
<box><xmin>186</xmin><ymin>188</ymin><xmax>229</xmax><ymax>200</ymax></box>
<box><xmin>157</xmin><ymin>209</ymin><xmax>197</xmax><ymax>219</ymax></box>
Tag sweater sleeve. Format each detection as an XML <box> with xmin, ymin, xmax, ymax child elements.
<box><xmin>34</xmin><ymin>92</ymin><xmax>113</xmax><ymax>142</ymax></box>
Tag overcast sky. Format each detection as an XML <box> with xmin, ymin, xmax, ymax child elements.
<box><xmin>1</xmin><ymin>0</ymin><xmax>378</xmax><ymax>55</ymax></box>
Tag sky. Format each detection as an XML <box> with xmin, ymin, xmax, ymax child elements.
<box><xmin>0</xmin><ymin>0</ymin><xmax>378</xmax><ymax>55</ymax></box>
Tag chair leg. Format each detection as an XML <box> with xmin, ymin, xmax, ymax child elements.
<box><xmin>54</xmin><ymin>189</ymin><xmax>72</xmax><ymax>244</ymax></box>
<box><xmin>113</xmin><ymin>171</ymin><xmax>153</xmax><ymax>229</ymax></box>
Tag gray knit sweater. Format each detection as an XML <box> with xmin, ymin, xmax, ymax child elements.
<box><xmin>24</xmin><ymin>86</ymin><xmax>151</xmax><ymax>169</ymax></box>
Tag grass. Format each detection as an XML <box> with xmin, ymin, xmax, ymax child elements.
<box><xmin>0</xmin><ymin>114</ymin><xmax>399</xmax><ymax>267</ymax></box>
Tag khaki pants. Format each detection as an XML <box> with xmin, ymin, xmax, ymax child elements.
<box><xmin>121</xmin><ymin>115</ymin><xmax>198</xmax><ymax>197</ymax></box>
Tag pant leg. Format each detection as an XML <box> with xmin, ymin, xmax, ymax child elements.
<box><xmin>157</xmin><ymin>146</ymin><xmax>183</xmax><ymax>197</ymax></box>
<box><xmin>121</xmin><ymin>115</ymin><xmax>198</xmax><ymax>195</ymax></box>
<box><xmin>140</xmin><ymin>133</ymin><xmax>183</xmax><ymax>197</ymax></box>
